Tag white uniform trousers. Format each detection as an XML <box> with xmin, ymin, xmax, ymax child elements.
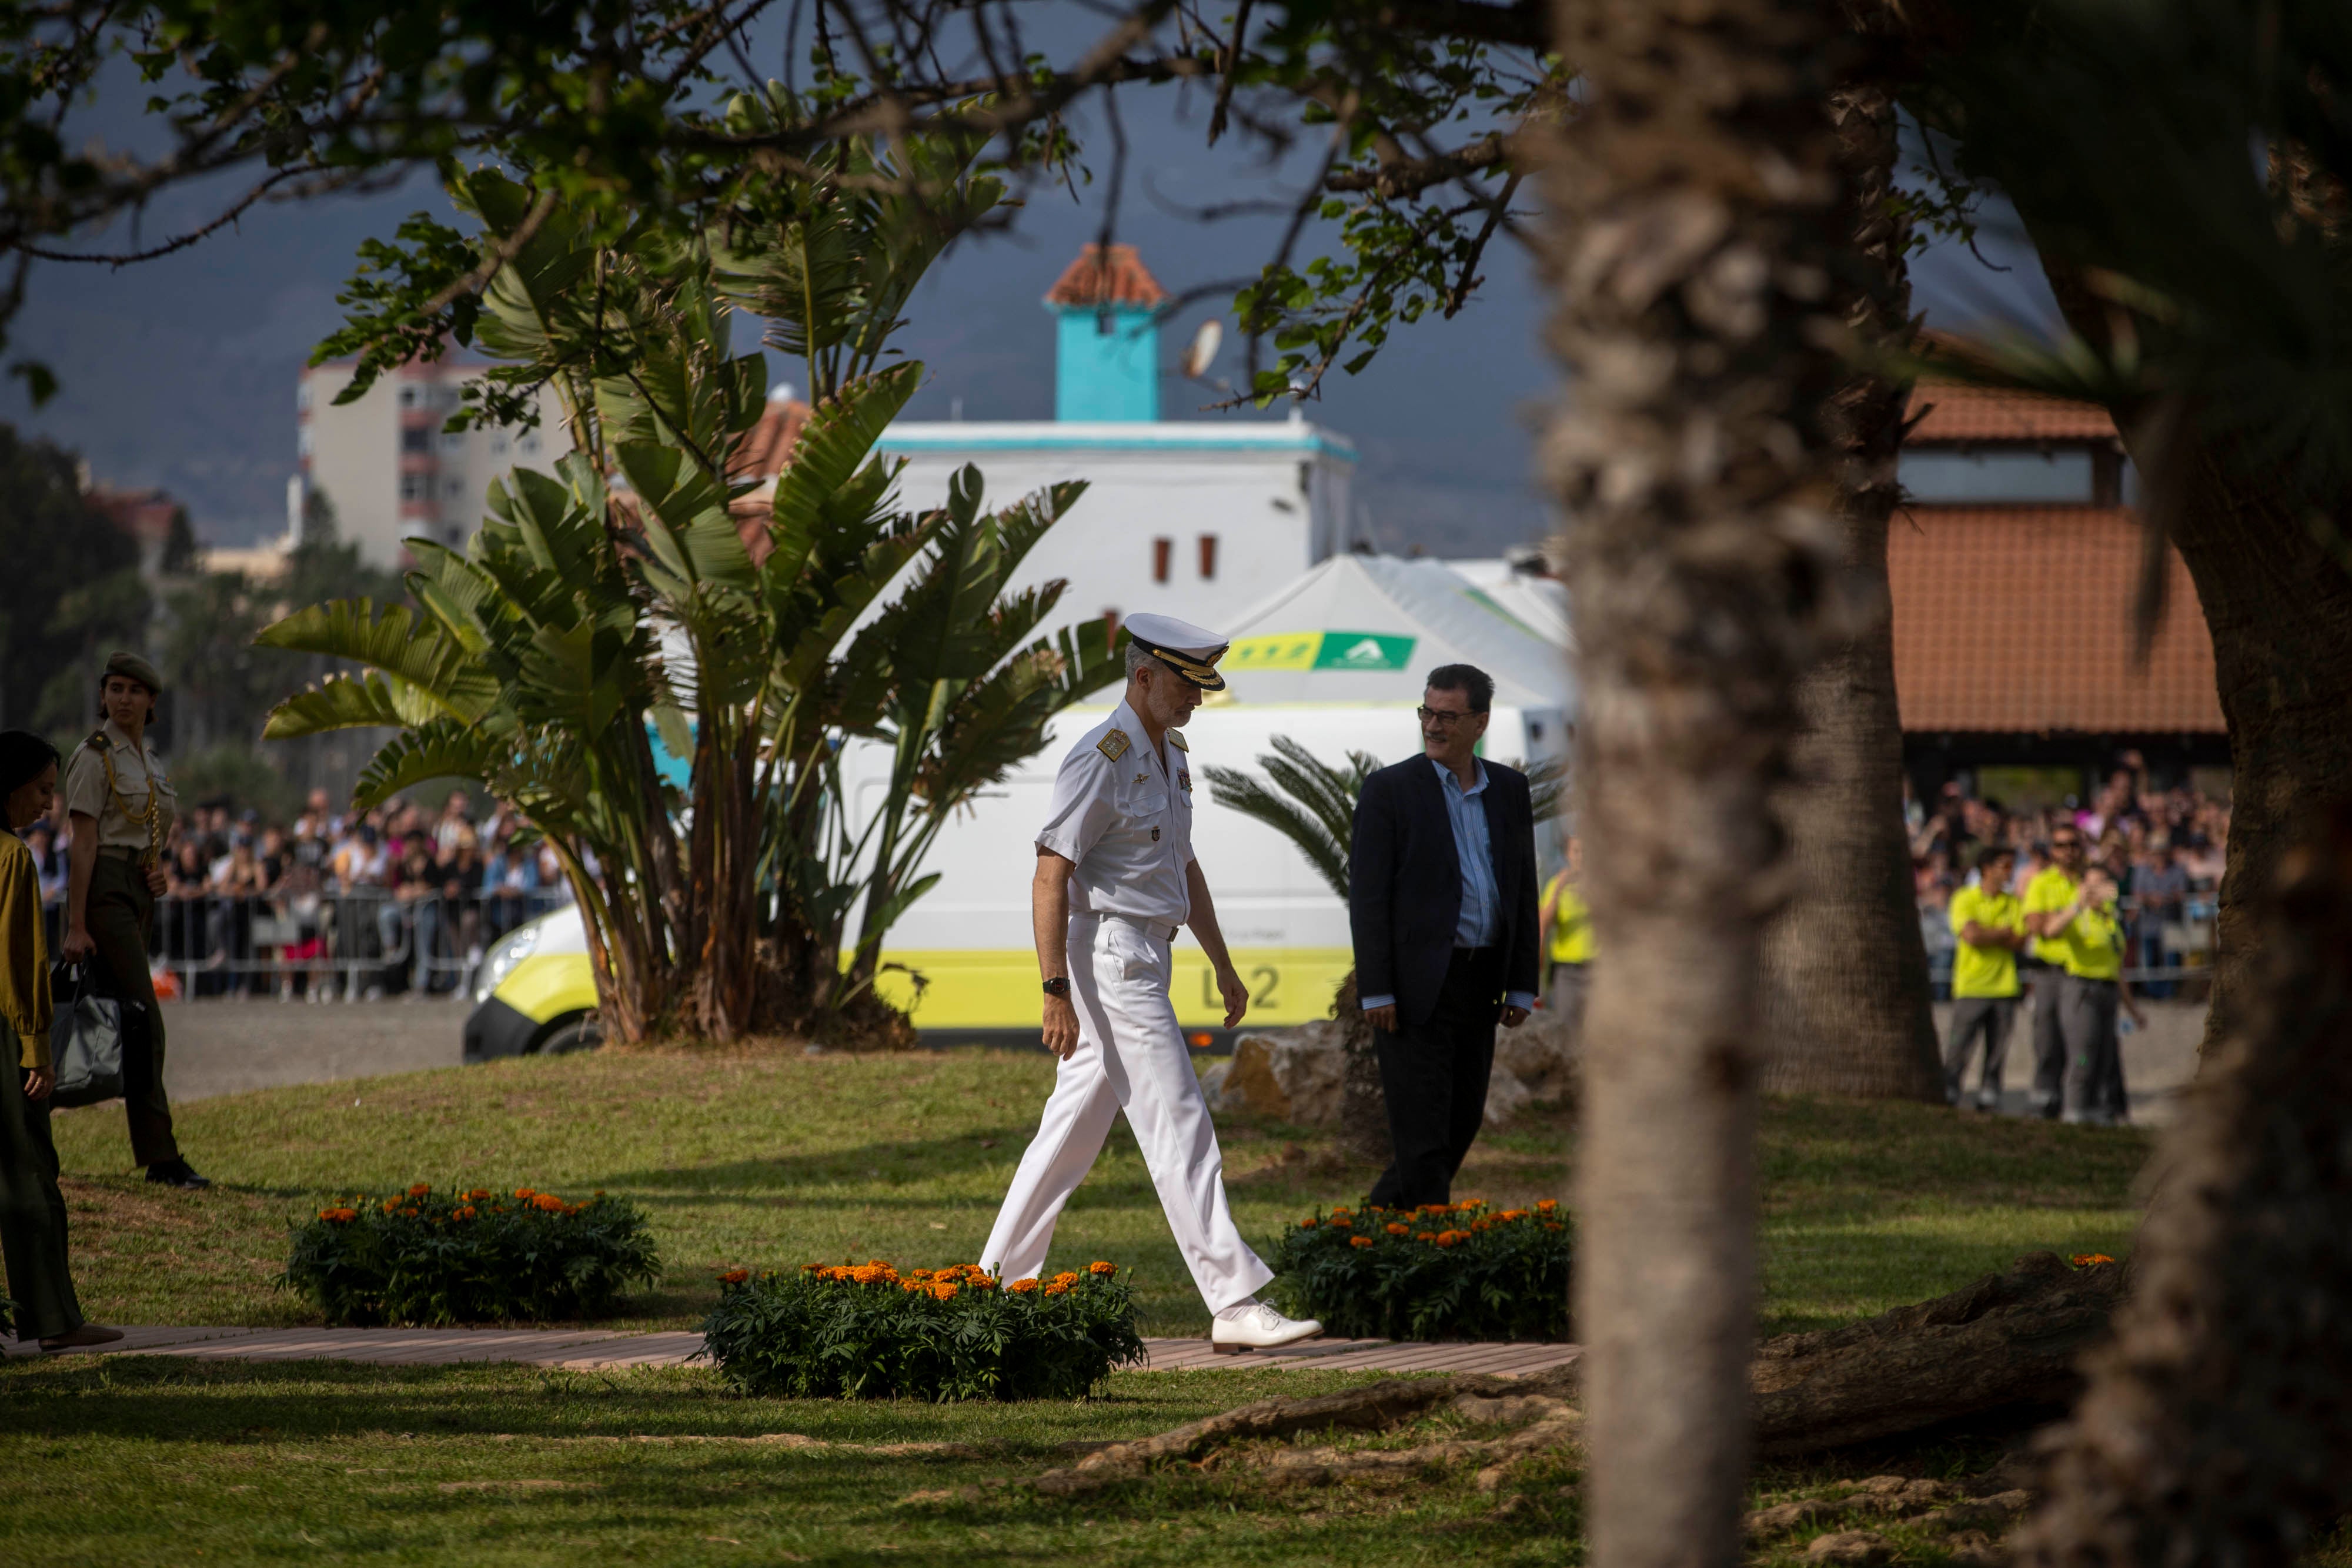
<box><xmin>980</xmin><ymin>911</ymin><xmax>1274</xmax><ymax>1312</ymax></box>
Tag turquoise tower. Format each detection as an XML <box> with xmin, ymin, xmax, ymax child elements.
<box><xmin>1047</xmin><ymin>243</ymin><xmax>1167</xmax><ymax>422</ymax></box>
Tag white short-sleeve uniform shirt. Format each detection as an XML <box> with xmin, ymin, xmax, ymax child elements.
<box><xmin>1034</xmin><ymin>700</ymin><xmax>1196</xmax><ymax>925</ymax></box>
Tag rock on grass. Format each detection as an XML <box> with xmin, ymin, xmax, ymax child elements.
<box><xmin>1803</xmin><ymin>1530</ymin><xmax>1893</xmax><ymax>1566</ymax></box>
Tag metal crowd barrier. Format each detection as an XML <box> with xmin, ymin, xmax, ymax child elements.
<box><xmin>122</xmin><ymin>888</ymin><xmax>572</xmax><ymax>1001</ymax></box>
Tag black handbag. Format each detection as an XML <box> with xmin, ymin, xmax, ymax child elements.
<box><xmin>48</xmin><ymin>961</ymin><xmax>126</xmax><ymax>1108</ymax></box>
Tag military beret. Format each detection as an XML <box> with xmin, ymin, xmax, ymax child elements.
<box><xmin>103</xmin><ymin>650</ymin><xmax>164</xmax><ymax>695</ymax></box>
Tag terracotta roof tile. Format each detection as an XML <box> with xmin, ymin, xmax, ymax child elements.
<box><xmin>725</xmin><ymin>400</ymin><xmax>811</xmax><ymax>566</ymax></box>
<box><xmin>89</xmin><ymin>485</ymin><xmax>181</xmax><ymax>543</ymax></box>
<box><xmin>1905</xmin><ymin>380</ymin><xmax>2119</xmax><ymax>444</ymax></box>
<box><xmin>1889</xmin><ymin>505</ymin><xmax>2223</xmax><ymax>734</ymax></box>
<box><xmin>1044</xmin><ymin>243</ymin><xmax>1168</xmax><ymax>308</ymax></box>
<box><xmin>729</xmin><ymin>399</ymin><xmax>810</xmax><ymax>483</ymax></box>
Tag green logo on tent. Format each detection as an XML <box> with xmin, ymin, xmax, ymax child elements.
<box><xmin>1315</xmin><ymin>631</ymin><xmax>1414</xmax><ymax>670</ymax></box>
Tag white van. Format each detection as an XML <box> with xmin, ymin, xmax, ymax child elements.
<box><xmin>848</xmin><ymin>700</ymin><xmax>1568</xmax><ymax>1044</ymax></box>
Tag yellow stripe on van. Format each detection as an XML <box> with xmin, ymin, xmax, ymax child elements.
<box><xmin>868</xmin><ymin>948</ymin><xmax>1356</xmax><ymax>1031</ymax></box>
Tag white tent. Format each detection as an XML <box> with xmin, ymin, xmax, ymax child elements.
<box><xmin>1445</xmin><ymin>557</ymin><xmax>1574</xmax><ymax>650</ymax></box>
<box><xmin>1211</xmin><ymin>553</ymin><xmax>1576</xmax><ymax>713</ymax></box>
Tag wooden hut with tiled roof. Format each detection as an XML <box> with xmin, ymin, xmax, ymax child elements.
<box><xmin>1890</xmin><ymin>372</ymin><xmax>2227</xmax><ymax>797</ymax></box>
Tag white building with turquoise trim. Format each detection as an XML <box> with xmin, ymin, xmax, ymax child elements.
<box><xmin>873</xmin><ymin>243</ymin><xmax>1358</xmax><ymax>636</ymax></box>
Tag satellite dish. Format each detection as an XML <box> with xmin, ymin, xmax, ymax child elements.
<box><xmin>1179</xmin><ymin>319</ymin><xmax>1224</xmax><ymax>380</ymax></box>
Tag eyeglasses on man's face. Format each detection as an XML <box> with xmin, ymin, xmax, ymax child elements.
<box><xmin>1417</xmin><ymin>706</ymin><xmax>1479</xmax><ymax>727</ymax></box>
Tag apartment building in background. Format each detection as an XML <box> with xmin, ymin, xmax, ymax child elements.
<box><xmin>297</xmin><ymin>359</ymin><xmax>574</xmax><ymax>567</ymax></box>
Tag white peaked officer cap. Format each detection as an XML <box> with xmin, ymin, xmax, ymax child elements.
<box><xmin>1124</xmin><ymin>613</ymin><xmax>1231</xmax><ymax>692</ymax></box>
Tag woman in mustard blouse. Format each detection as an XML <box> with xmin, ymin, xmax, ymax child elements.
<box><xmin>0</xmin><ymin>730</ymin><xmax>120</xmax><ymax>1350</ymax></box>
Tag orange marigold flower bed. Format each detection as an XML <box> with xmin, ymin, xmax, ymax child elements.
<box><xmin>1268</xmin><ymin>1198</ymin><xmax>1574</xmax><ymax>1342</ymax></box>
<box><xmin>285</xmin><ymin>1183</ymin><xmax>656</xmax><ymax>1328</ymax></box>
<box><xmin>705</xmin><ymin>1257</ymin><xmax>1143</xmax><ymax>1400</ymax></box>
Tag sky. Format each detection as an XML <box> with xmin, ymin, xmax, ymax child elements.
<box><xmin>1</xmin><ymin>55</ymin><xmax>2062</xmax><ymax>557</ymax></box>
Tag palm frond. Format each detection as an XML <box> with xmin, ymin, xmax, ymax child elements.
<box><xmin>1203</xmin><ymin>737</ymin><xmax>1385</xmax><ymax>902</ymax></box>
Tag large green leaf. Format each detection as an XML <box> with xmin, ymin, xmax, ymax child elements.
<box><xmin>262</xmin><ymin>671</ymin><xmax>417</xmax><ymax>739</ymax></box>
<box><xmin>767</xmin><ymin>363</ymin><xmax>921</xmax><ymax>556</ymax></box>
<box><xmin>350</xmin><ymin>721</ymin><xmax>507</xmax><ymax>811</ymax></box>
<box><xmin>253</xmin><ymin>600</ymin><xmax>497</xmax><ymax>721</ymax></box>
<box><xmin>616</xmin><ymin>440</ymin><xmax>756</xmax><ymax>597</ymax></box>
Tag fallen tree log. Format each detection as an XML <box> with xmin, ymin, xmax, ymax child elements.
<box><xmin>1753</xmin><ymin>1251</ymin><xmax>2129</xmax><ymax>1455</ymax></box>
<box><xmin>1030</xmin><ymin>1363</ymin><xmax>1583</xmax><ymax>1496</ymax></box>
<box><xmin>1027</xmin><ymin>1253</ymin><xmax>2126</xmax><ymax>1495</ymax></box>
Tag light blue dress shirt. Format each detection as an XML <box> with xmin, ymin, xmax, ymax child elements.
<box><xmin>1438</xmin><ymin>758</ymin><xmax>1502</xmax><ymax>947</ymax></box>
<box><xmin>1361</xmin><ymin>757</ymin><xmax>1536</xmax><ymax>1014</ymax></box>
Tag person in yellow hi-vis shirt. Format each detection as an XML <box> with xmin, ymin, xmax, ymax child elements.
<box><xmin>1538</xmin><ymin>837</ymin><xmax>1592</xmax><ymax>1035</ymax></box>
<box><xmin>1943</xmin><ymin>845</ymin><xmax>2024</xmax><ymax>1111</ymax></box>
<box><xmin>2022</xmin><ymin>825</ymin><xmax>2146</xmax><ymax>1125</ymax></box>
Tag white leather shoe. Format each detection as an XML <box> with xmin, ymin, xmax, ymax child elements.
<box><xmin>1211</xmin><ymin>1302</ymin><xmax>1324</xmax><ymax>1354</ymax></box>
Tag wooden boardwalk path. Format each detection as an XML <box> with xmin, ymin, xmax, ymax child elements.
<box><xmin>4</xmin><ymin>1324</ymin><xmax>1579</xmax><ymax>1378</ymax></box>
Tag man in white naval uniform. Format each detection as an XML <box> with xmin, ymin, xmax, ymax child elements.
<box><xmin>980</xmin><ymin>613</ymin><xmax>1323</xmax><ymax>1353</ymax></box>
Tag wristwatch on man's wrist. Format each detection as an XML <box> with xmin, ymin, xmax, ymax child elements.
<box><xmin>1041</xmin><ymin>977</ymin><xmax>1071</xmax><ymax>999</ymax></box>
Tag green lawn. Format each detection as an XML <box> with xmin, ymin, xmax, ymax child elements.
<box><xmin>2</xmin><ymin>1359</ymin><xmax>1581</xmax><ymax>1568</ymax></box>
<box><xmin>5</xmin><ymin>1049</ymin><xmax>2157</xmax><ymax>1566</ymax></box>
<box><xmin>34</xmin><ymin>1048</ymin><xmax>2150</xmax><ymax>1336</ymax></box>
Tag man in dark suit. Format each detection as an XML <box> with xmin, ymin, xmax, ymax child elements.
<box><xmin>1348</xmin><ymin>664</ymin><xmax>1541</xmax><ymax>1209</ymax></box>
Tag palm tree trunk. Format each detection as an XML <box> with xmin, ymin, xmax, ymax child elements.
<box><xmin>1756</xmin><ymin>78</ymin><xmax>1947</xmax><ymax>1102</ymax></box>
<box><xmin>2161</xmin><ymin>462</ymin><xmax>2352</xmax><ymax>1051</ymax></box>
<box><xmin>1541</xmin><ymin>0</ymin><xmax>1852</xmax><ymax>1562</ymax></box>
<box><xmin>2016</xmin><ymin>805</ymin><xmax>2352</xmax><ymax>1566</ymax></box>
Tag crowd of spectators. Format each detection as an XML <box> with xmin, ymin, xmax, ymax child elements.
<box><xmin>21</xmin><ymin>785</ymin><xmax>572</xmax><ymax>1000</ymax></box>
<box><xmin>1907</xmin><ymin>753</ymin><xmax>2228</xmax><ymax>999</ymax></box>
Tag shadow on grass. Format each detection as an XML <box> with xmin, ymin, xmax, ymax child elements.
<box><xmin>0</xmin><ymin>1358</ymin><xmax>1381</xmax><ymax>1448</ymax></box>
<box><xmin>584</xmin><ymin>1121</ymin><xmax>1075</xmax><ymax>1196</ymax></box>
